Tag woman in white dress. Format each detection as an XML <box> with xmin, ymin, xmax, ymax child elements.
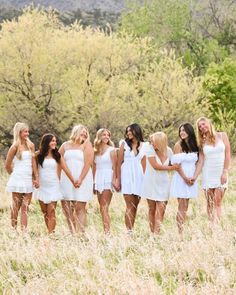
<box><xmin>35</xmin><ymin>134</ymin><xmax>75</xmax><ymax>234</ymax></box>
<box><xmin>59</xmin><ymin>125</ymin><xmax>94</xmax><ymax>233</ymax></box>
<box><xmin>5</xmin><ymin>122</ymin><xmax>38</xmax><ymax>231</ymax></box>
<box><xmin>192</xmin><ymin>117</ymin><xmax>231</xmax><ymax>223</ymax></box>
<box><xmin>170</xmin><ymin>123</ymin><xmax>199</xmax><ymax>233</ymax></box>
<box><xmin>142</xmin><ymin>132</ymin><xmax>179</xmax><ymax>234</ymax></box>
<box><xmin>93</xmin><ymin>128</ymin><xmax>117</xmax><ymax>233</ymax></box>
<box><xmin>117</xmin><ymin>123</ymin><xmax>146</xmax><ymax>231</ymax></box>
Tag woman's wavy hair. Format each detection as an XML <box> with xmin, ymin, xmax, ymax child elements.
<box><xmin>125</xmin><ymin>123</ymin><xmax>144</xmax><ymax>155</ymax></box>
<box><xmin>150</xmin><ymin>132</ymin><xmax>168</xmax><ymax>156</ymax></box>
<box><xmin>37</xmin><ymin>134</ymin><xmax>61</xmax><ymax>167</ymax></box>
<box><xmin>13</xmin><ymin>122</ymin><xmax>33</xmax><ymax>159</ymax></box>
<box><xmin>179</xmin><ymin>123</ymin><xmax>199</xmax><ymax>153</ymax></box>
<box><xmin>94</xmin><ymin>128</ymin><xmax>114</xmax><ymax>155</ymax></box>
<box><xmin>69</xmin><ymin>124</ymin><xmax>90</xmax><ymax>144</ymax></box>
<box><xmin>196</xmin><ymin>117</ymin><xmax>216</xmax><ymax>149</ymax></box>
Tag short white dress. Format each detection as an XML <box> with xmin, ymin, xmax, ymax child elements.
<box><xmin>60</xmin><ymin>149</ymin><xmax>93</xmax><ymax>202</ymax></box>
<box><xmin>120</xmin><ymin>140</ymin><xmax>146</xmax><ymax>196</ymax></box>
<box><xmin>34</xmin><ymin>158</ymin><xmax>63</xmax><ymax>204</ymax></box>
<box><xmin>94</xmin><ymin>146</ymin><xmax>115</xmax><ymax>193</ymax></box>
<box><xmin>202</xmin><ymin>139</ymin><xmax>226</xmax><ymax>189</ymax></box>
<box><xmin>141</xmin><ymin>146</ymin><xmax>173</xmax><ymax>201</ymax></box>
<box><xmin>6</xmin><ymin>151</ymin><xmax>33</xmax><ymax>193</ymax></box>
<box><xmin>170</xmin><ymin>152</ymin><xmax>198</xmax><ymax>199</ymax></box>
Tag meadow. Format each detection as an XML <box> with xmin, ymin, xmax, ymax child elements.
<box><xmin>0</xmin><ymin>158</ymin><xmax>236</xmax><ymax>295</ymax></box>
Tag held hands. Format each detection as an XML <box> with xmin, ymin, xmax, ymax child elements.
<box><xmin>33</xmin><ymin>179</ymin><xmax>39</xmax><ymax>189</ymax></box>
<box><xmin>171</xmin><ymin>164</ymin><xmax>180</xmax><ymax>171</ymax></box>
<box><xmin>113</xmin><ymin>178</ymin><xmax>120</xmax><ymax>192</ymax></box>
<box><xmin>74</xmin><ymin>178</ymin><xmax>82</xmax><ymax>188</ymax></box>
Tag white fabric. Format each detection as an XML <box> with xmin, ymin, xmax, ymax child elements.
<box><xmin>94</xmin><ymin>146</ymin><xmax>115</xmax><ymax>193</ymax></box>
<box><xmin>170</xmin><ymin>152</ymin><xmax>198</xmax><ymax>199</ymax></box>
<box><xmin>141</xmin><ymin>147</ymin><xmax>173</xmax><ymax>201</ymax></box>
<box><xmin>6</xmin><ymin>151</ymin><xmax>33</xmax><ymax>193</ymax></box>
<box><xmin>120</xmin><ymin>140</ymin><xmax>146</xmax><ymax>196</ymax></box>
<box><xmin>60</xmin><ymin>149</ymin><xmax>93</xmax><ymax>202</ymax></box>
<box><xmin>34</xmin><ymin>158</ymin><xmax>62</xmax><ymax>204</ymax></box>
<box><xmin>202</xmin><ymin>140</ymin><xmax>226</xmax><ymax>189</ymax></box>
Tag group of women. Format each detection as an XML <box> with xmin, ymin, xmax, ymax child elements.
<box><xmin>5</xmin><ymin>117</ymin><xmax>231</xmax><ymax>235</ymax></box>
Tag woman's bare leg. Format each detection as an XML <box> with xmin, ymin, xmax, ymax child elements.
<box><xmin>75</xmin><ymin>201</ymin><xmax>87</xmax><ymax>232</ymax></box>
<box><xmin>20</xmin><ymin>193</ymin><xmax>32</xmax><ymax>231</ymax></box>
<box><xmin>124</xmin><ymin>194</ymin><xmax>140</xmax><ymax>231</ymax></box>
<box><xmin>97</xmin><ymin>190</ymin><xmax>112</xmax><ymax>234</ymax></box>
<box><xmin>147</xmin><ymin>199</ymin><xmax>156</xmax><ymax>233</ymax></box>
<box><xmin>11</xmin><ymin>193</ymin><xmax>23</xmax><ymax>229</ymax></box>
<box><xmin>61</xmin><ymin>200</ymin><xmax>76</xmax><ymax>233</ymax></box>
<box><xmin>39</xmin><ymin>201</ymin><xmax>49</xmax><ymax>230</ymax></box>
<box><xmin>154</xmin><ymin>201</ymin><xmax>167</xmax><ymax>234</ymax></box>
<box><xmin>176</xmin><ymin>198</ymin><xmax>189</xmax><ymax>234</ymax></box>
<box><xmin>47</xmin><ymin>202</ymin><xmax>57</xmax><ymax>234</ymax></box>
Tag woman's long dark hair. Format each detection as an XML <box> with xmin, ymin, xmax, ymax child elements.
<box><xmin>37</xmin><ymin>133</ymin><xmax>61</xmax><ymax>167</ymax></box>
<box><xmin>179</xmin><ymin>123</ymin><xmax>199</xmax><ymax>153</ymax></box>
<box><xmin>125</xmin><ymin>123</ymin><xmax>144</xmax><ymax>155</ymax></box>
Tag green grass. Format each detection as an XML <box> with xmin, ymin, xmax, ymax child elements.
<box><xmin>0</xmin><ymin>159</ymin><xmax>236</xmax><ymax>294</ymax></box>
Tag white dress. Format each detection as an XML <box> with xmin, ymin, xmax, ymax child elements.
<box><xmin>94</xmin><ymin>146</ymin><xmax>115</xmax><ymax>193</ymax></box>
<box><xmin>60</xmin><ymin>149</ymin><xmax>93</xmax><ymax>202</ymax></box>
<box><xmin>202</xmin><ymin>139</ymin><xmax>226</xmax><ymax>189</ymax></box>
<box><xmin>34</xmin><ymin>158</ymin><xmax>63</xmax><ymax>204</ymax></box>
<box><xmin>141</xmin><ymin>146</ymin><xmax>173</xmax><ymax>201</ymax></box>
<box><xmin>120</xmin><ymin>140</ymin><xmax>146</xmax><ymax>196</ymax></box>
<box><xmin>6</xmin><ymin>151</ymin><xmax>33</xmax><ymax>193</ymax></box>
<box><xmin>170</xmin><ymin>152</ymin><xmax>198</xmax><ymax>199</ymax></box>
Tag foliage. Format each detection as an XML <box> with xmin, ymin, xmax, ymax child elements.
<box><xmin>0</xmin><ymin>8</ymin><xmax>207</xmax><ymax>150</ymax></box>
<box><xmin>120</xmin><ymin>0</ymin><xmax>236</xmax><ymax>74</ymax></box>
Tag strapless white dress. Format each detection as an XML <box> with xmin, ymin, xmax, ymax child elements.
<box><xmin>60</xmin><ymin>149</ymin><xmax>93</xmax><ymax>202</ymax></box>
<box><xmin>170</xmin><ymin>152</ymin><xmax>198</xmax><ymax>199</ymax></box>
<box><xmin>6</xmin><ymin>151</ymin><xmax>33</xmax><ymax>193</ymax></box>
<box><xmin>202</xmin><ymin>140</ymin><xmax>226</xmax><ymax>189</ymax></box>
<box><xmin>34</xmin><ymin>158</ymin><xmax>63</xmax><ymax>203</ymax></box>
<box><xmin>94</xmin><ymin>146</ymin><xmax>115</xmax><ymax>193</ymax></box>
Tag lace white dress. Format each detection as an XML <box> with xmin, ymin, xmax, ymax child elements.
<box><xmin>60</xmin><ymin>149</ymin><xmax>93</xmax><ymax>202</ymax></box>
<box><xmin>6</xmin><ymin>151</ymin><xmax>33</xmax><ymax>193</ymax></box>
<box><xmin>120</xmin><ymin>140</ymin><xmax>147</xmax><ymax>196</ymax></box>
<box><xmin>170</xmin><ymin>152</ymin><xmax>198</xmax><ymax>199</ymax></box>
<box><xmin>202</xmin><ymin>139</ymin><xmax>226</xmax><ymax>189</ymax></box>
<box><xmin>141</xmin><ymin>146</ymin><xmax>173</xmax><ymax>201</ymax></box>
<box><xmin>94</xmin><ymin>146</ymin><xmax>115</xmax><ymax>193</ymax></box>
<box><xmin>34</xmin><ymin>158</ymin><xmax>63</xmax><ymax>204</ymax></box>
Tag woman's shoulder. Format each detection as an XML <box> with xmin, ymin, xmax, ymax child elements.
<box><xmin>173</xmin><ymin>141</ymin><xmax>182</xmax><ymax>154</ymax></box>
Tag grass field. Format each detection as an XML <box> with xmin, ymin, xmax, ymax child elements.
<box><xmin>0</xmin><ymin>159</ymin><xmax>236</xmax><ymax>294</ymax></box>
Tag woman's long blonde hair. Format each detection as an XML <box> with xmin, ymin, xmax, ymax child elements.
<box><xmin>150</xmin><ymin>132</ymin><xmax>168</xmax><ymax>156</ymax></box>
<box><xmin>69</xmin><ymin>124</ymin><xmax>90</xmax><ymax>144</ymax></box>
<box><xmin>13</xmin><ymin>122</ymin><xmax>33</xmax><ymax>159</ymax></box>
<box><xmin>196</xmin><ymin>117</ymin><xmax>216</xmax><ymax>149</ymax></box>
<box><xmin>94</xmin><ymin>128</ymin><xmax>114</xmax><ymax>155</ymax></box>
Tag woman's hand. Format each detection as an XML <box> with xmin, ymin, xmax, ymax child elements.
<box><xmin>221</xmin><ymin>170</ymin><xmax>228</xmax><ymax>185</ymax></box>
<box><xmin>74</xmin><ymin>178</ymin><xmax>82</xmax><ymax>188</ymax></box>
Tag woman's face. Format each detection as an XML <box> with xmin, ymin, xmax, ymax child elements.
<box><xmin>126</xmin><ymin>127</ymin><xmax>134</xmax><ymax>140</ymax></box>
<box><xmin>79</xmin><ymin>128</ymin><xmax>88</xmax><ymax>142</ymax></box>
<box><xmin>101</xmin><ymin>130</ymin><xmax>110</xmax><ymax>144</ymax></box>
<box><xmin>179</xmin><ymin>126</ymin><xmax>189</xmax><ymax>140</ymax></box>
<box><xmin>198</xmin><ymin>120</ymin><xmax>209</xmax><ymax>134</ymax></box>
<box><xmin>49</xmin><ymin>137</ymin><xmax>57</xmax><ymax>150</ymax></box>
<box><xmin>20</xmin><ymin>128</ymin><xmax>29</xmax><ymax>141</ymax></box>
<box><xmin>150</xmin><ymin>138</ymin><xmax>158</xmax><ymax>150</ymax></box>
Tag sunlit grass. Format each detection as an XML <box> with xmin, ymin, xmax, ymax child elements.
<box><xmin>0</xmin><ymin>159</ymin><xmax>236</xmax><ymax>294</ymax></box>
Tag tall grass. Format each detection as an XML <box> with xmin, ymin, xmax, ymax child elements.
<box><xmin>0</xmin><ymin>159</ymin><xmax>236</xmax><ymax>294</ymax></box>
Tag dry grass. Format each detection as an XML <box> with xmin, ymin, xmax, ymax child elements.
<box><xmin>0</xmin><ymin>159</ymin><xmax>236</xmax><ymax>294</ymax></box>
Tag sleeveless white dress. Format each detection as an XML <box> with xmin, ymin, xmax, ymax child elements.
<box><xmin>202</xmin><ymin>139</ymin><xmax>226</xmax><ymax>189</ymax></box>
<box><xmin>6</xmin><ymin>151</ymin><xmax>33</xmax><ymax>193</ymax></box>
<box><xmin>120</xmin><ymin>140</ymin><xmax>146</xmax><ymax>196</ymax></box>
<box><xmin>94</xmin><ymin>146</ymin><xmax>115</xmax><ymax>193</ymax></box>
<box><xmin>60</xmin><ymin>149</ymin><xmax>93</xmax><ymax>202</ymax></box>
<box><xmin>141</xmin><ymin>146</ymin><xmax>173</xmax><ymax>201</ymax></box>
<box><xmin>170</xmin><ymin>152</ymin><xmax>198</xmax><ymax>199</ymax></box>
<box><xmin>34</xmin><ymin>158</ymin><xmax>63</xmax><ymax>204</ymax></box>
